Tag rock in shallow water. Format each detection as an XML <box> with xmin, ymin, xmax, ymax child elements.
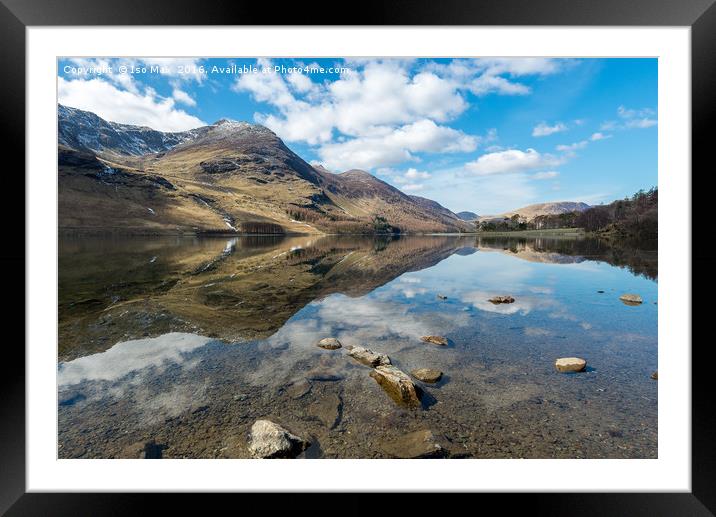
<box><xmin>555</xmin><ymin>357</ymin><xmax>587</xmax><ymax>373</ymax></box>
<box><xmin>421</xmin><ymin>335</ymin><xmax>448</xmax><ymax>346</ymax></box>
<box><xmin>411</xmin><ymin>368</ymin><xmax>443</xmax><ymax>383</ymax></box>
<box><xmin>370</xmin><ymin>365</ymin><xmax>421</xmax><ymax>407</ymax></box>
<box><xmin>286</xmin><ymin>379</ymin><xmax>311</xmax><ymax>399</ymax></box>
<box><xmin>347</xmin><ymin>346</ymin><xmax>391</xmax><ymax>367</ymax></box>
<box><xmin>308</xmin><ymin>393</ymin><xmax>343</xmax><ymax>429</ymax></box>
<box><xmin>619</xmin><ymin>293</ymin><xmax>643</xmax><ymax>305</ymax></box>
<box><xmin>382</xmin><ymin>430</ymin><xmax>448</xmax><ymax>458</ymax></box>
<box><xmin>317</xmin><ymin>337</ymin><xmax>342</xmax><ymax>350</ymax></box>
<box><xmin>488</xmin><ymin>295</ymin><xmax>515</xmax><ymax>304</ymax></box>
<box><xmin>248</xmin><ymin>420</ymin><xmax>310</xmax><ymax>459</ymax></box>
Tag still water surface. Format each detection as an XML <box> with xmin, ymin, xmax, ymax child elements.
<box><xmin>58</xmin><ymin>234</ymin><xmax>657</xmax><ymax>458</ymax></box>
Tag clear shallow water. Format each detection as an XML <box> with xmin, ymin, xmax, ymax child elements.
<box><xmin>58</xmin><ymin>234</ymin><xmax>657</xmax><ymax>458</ymax></box>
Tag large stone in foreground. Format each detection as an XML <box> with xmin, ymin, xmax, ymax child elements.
<box><xmin>555</xmin><ymin>357</ymin><xmax>587</xmax><ymax>373</ymax></box>
<box><xmin>619</xmin><ymin>293</ymin><xmax>643</xmax><ymax>305</ymax></box>
<box><xmin>420</xmin><ymin>335</ymin><xmax>448</xmax><ymax>346</ymax></box>
<box><xmin>382</xmin><ymin>430</ymin><xmax>448</xmax><ymax>458</ymax></box>
<box><xmin>370</xmin><ymin>365</ymin><xmax>421</xmax><ymax>407</ymax></box>
<box><xmin>347</xmin><ymin>345</ymin><xmax>391</xmax><ymax>367</ymax></box>
<box><xmin>411</xmin><ymin>368</ymin><xmax>443</xmax><ymax>383</ymax></box>
<box><xmin>248</xmin><ymin>420</ymin><xmax>310</xmax><ymax>459</ymax></box>
<box><xmin>317</xmin><ymin>337</ymin><xmax>342</xmax><ymax>350</ymax></box>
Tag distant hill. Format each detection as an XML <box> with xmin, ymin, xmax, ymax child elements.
<box><xmin>456</xmin><ymin>211</ymin><xmax>479</xmax><ymax>221</ymax></box>
<box><xmin>478</xmin><ymin>201</ymin><xmax>591</xmax><ymax>222</ymax></box>
<box><xmin>58</xmin><ymin>105</ymin><xmax>469</xmax><ymax>235</ymax></box>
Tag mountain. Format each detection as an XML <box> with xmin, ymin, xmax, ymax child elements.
<box><xmin>58</xmin><ymin>105</ymin><xmax>470</xmax><ymax>235</ymax></box>
<box><xmin>58</xmin><ymin>104</ymin><xmax>210</xmax><ymax>157</ymax></box>
<box><xmin>456</xmin><ymin>211</ymin><xmax>479</xmax><ymax>221</ymax></box>
<box><xmin>478</xmin><ymin>201</ymin><xmax>591</xmax><ymax>222</ymax></box>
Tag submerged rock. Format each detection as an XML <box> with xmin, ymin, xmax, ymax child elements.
<box><xmin>651</xmin><ymin>371</ymin><xmax>658</xmax><ymax>380</ymax></box>
<box><xmin>619</xmin><ymin>293</ymin><xmax>643</xmax><ymax>305</ymax></box>
<box><xmin>248</xmin><ymin>420</ymin><xmax>310</xmax><ymax>459</ymax></box>
<box><xmin>370</xmin><ymin>365</ymin><xmax>421</xmax><ymax>407</ymax></box>
<box><xmin>411</xmin><ymin>368</ymin><xmax>443</xmax><ymax>383</ymax></box>
<box><xmin>420</xmin><ymin>335</ymin><xmax>448</xmax><ymax>346</ymax></box>
<box><xmin>382</xmin><ymin>430</ymin><xmax>447</xmax><ymax>458</ymax></box>
<box><xmin>317</xmin><ymin>337</ymin><xmax>342</xmax><ymax>350</ymax></box>
<box><xmin>347</xmin><ymin>346</ymin><xmax>391</xmax><ymax>367</ymax></box>
<box><xmin>307</xmin><ymin>369</ymin><xmax>343</xmax><ymax>381</ymax></box>
<box><xmin>308</xmin><ymin>393</ymin><xmax>343</xmax><ymax>429</ymax></box>
<box><xmin>555</xmin><ymin>357</ymin><xmax>587</xmax><ymax>373</ymax></box>
<box><xmin>286</xmin><ymin>379</ymin><xmax>312</xmax><ymax>399</ymax></box>
<box><xmin>488</xmin><ymin>295</ymin><xmax>515</xmax><ymax>304</ymax></box>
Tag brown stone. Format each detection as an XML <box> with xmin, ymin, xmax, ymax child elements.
<box><xmin>420</xmin><ymin>335</ymin><xmax>448</xmax><ymax>346</ymax></box>
<box><xmin>555</xmin><ymin>357</ymin><xmax>587</xmax><ymax>373</ymax></box>
<box><xmin>488</xmin><ymin>295</ymin><xmax>515</xmax><ymax>304</ymax></box>
<box><xmin>369</xmin><ymin>365</ymin><xmax>421</xmax><ymax>407</ymax></box>
<box><xmin>411</xmin><ymin>368</ymin><xmax>443</xmax><ymax>383</ymax></box>
<box><xmin>619</xmin><ymin>293</ymin><xmax>643</xmax><ymax>305</ymax></box>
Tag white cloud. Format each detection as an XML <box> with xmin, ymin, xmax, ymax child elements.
<box><xmin>465</xmin><ymin>148</ymin><xmax>563</xmax><ymax>176</ymax></box>
<box><xmin>427</xmin><ymin>58</ymin><xmax>563</xmax><ymax>96</ymax></box>
<box><xmin>532</xmin><ymin>122</ymin><xmax>568</xmax><ymax>137</ymax></box>
<box><xmin>601</xmin><ymin>105</ymin><xmax>657</xmax><ymax>131</ymax></box>
<box><xmin>532</xmin><ymin>171</ymin><xmax>559</xmax><ymax>180</ymax></box>
<box><xmin>404</xmin><ymin>168</ymin><xmax>431</xmax><ymax>180</ymax></box>
<box><xmin>386</xmin><ymin>167</ymin><xmax>432</xmax><ymax>191</ymax></box>
<box><xmin>590</xmin><ymin>132</ymin><xmax>611</xmax><ymax>141</ymax></box>
<box><xmin>555</xmin><ymin>140</ymin><xmax>588</xmax><ymax>153</ymax></box>
<box><xmin>233</xmin><ymin>58</ymin><xmax>564</xmax><ymax>170</ymax></box>
<box><xmin>172</xmin><ymin>88</ymin><xmax>196</xmax><ymax>107</ymax></box>
<box><xmin>58</xmin><ymin>77</ymin><xmax>206</xmax><ymax>132</ymax></box>
<box><xmin>318</xmin><ymin>119</ymin><xmax>477</xmax><ymax>170</ymax></box>
<box><xmin>234</xmin><ymin>59</ymin><xmax>469</xmax><ymax>146</ymax></box>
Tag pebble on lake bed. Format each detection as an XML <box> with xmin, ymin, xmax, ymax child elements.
<box><xmin>488</xmin><ymin>295</ymin><xmax>515</xmax><ymax>304</ymax></box>
<box><xmin>317</xmin><ymin>337</ymin><xmax>342</xmax><ymax>350</ymax></box>
<box><xmin>555</xmin><ymin>357</ymin><xmax>587</xmax><ymax>373</ymax></box>
<box><xmin>619</xmin><ymin>293</ymin><xmax>643</xmax><ymax>305</ymax></box>
<box><xmin>411</xmin><ymin>368</ymin><xmax>443</xmax><ymax>383</ymax></box>
<box><xmin>421</xmin><ymin>335</ymin><xmax>448</xmax><ymax>346</ymax></box>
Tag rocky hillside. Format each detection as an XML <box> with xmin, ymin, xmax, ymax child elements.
<box><xmin>58</xmin><ymin>105</ymin><xmax>469</xmax><ymax>235</ymax></box>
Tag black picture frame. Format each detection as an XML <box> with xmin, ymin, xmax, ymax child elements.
<box><xmin>2</xmin><ymin>0</ymin><xmax>712</xmax><ymax>514</ymax></box>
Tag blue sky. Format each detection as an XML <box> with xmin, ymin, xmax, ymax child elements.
<box><xmin>58</xmin><ymin>57</ymin><xmax>657</xmax><ymax>214</ymax></box>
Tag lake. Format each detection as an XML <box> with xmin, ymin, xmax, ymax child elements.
<box><xmin>58</xmin><ymin>234</ymin><xmax>658</xmax><ymax>459</ymax></box>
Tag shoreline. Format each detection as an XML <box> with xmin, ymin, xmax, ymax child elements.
<box><xmin>58</xmin><ymin>228</ymin><xmax>589</xmax><ymax>238</ymax></box>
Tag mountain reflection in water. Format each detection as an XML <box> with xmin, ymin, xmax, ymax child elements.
<box><xmin>58</xmin><ymin>234</ymin><xmax>657</xmax><ymax>459</ymax></box>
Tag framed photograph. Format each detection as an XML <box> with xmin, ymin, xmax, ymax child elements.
<box><xmin>4</xmin><ymin>0</ymin><xmax>713</xmax><ymax>513</ymax></box>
